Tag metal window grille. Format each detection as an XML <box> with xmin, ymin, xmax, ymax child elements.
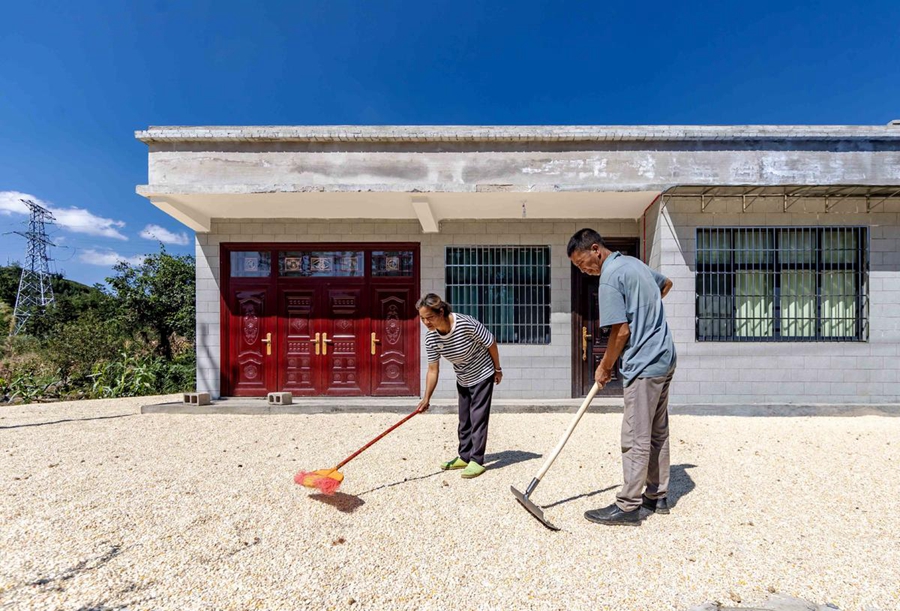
<box><xmin>696</xmin><ymin>227</ymin><xmax>869</xmax><ymax>342</ymax></box>
<box><xmin>445</xmin><ymin>246</ymin><xmax>551</xmax><ymax>345</ymax></box>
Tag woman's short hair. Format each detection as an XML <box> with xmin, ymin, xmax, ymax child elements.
<box><xmin>416</xmin><ymin>293</ymin><xmax>452</xmax><ymax>317</ymax></box>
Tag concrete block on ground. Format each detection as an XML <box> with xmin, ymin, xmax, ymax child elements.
<box><xmin>267</xmin><ymin>392</ymin><xmax>293</xmax><ymax>405</ymax></box>
<box><xmin>183</xmin><ymin>392</ymin><xmax>211</xmax><ymax>406</ymax></box>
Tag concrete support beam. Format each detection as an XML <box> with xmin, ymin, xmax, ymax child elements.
<box><xmin>412</xmin><ymin>196</ymin><xmax>439</xmax><ymax>233</ymax></box>
<box><xmin>146</xmin><ymin>194</ymin><xmax>211</xmax><ymax>232</ymax></box>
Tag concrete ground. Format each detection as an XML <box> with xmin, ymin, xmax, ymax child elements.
<box><xmin>1</xmin><ymin>395</ymin><xmax>898</xmax><ymax>610</ymax></box>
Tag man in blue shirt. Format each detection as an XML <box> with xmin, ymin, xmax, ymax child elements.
<box><xmin>568</xmin><ymin>228</ymin><xmax>677</xmax><ymax>526</ymax></box>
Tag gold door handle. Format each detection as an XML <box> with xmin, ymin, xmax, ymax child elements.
<box><xmin>582</xmin><ymin>326</ymin><xmax>592</xmax><ymax>362</ymax></box>
<box><xmin>310</xmin><ymin>332</ymin><xmax>320</xmax><ymax>356</ymax></box>
<box><xmin>262</xmin><ymin>332</ymin><xmax>272</xmax><ymax>356</ymax></box>
<box><xmin>322</xmin><ymin>332</ymin><xmax>333</xmax><ymax>355</ymax></box>
<box><xmin>371</xmin><ymin>332</ymin><xmax>381</xmax><ymax>355</ymax></box>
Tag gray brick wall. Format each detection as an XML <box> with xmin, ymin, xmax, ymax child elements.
<box><xmin>195</xmin><ymin>218</ymin><xmax>639</xmax><ymax>399</ymax></box>
<box><xmin>645</xmin><ymin>197</ymin><xmax>900</xmax><ymax>404</ymax></box>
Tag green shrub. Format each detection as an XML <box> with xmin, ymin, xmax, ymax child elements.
<box><xmin>88</xmin><ymin>352</ymin><xmax>156</xmax><ymax>398</ymax></box>
<box><xmin>0</xmin><ymin>302</ymin><xmax>12</xmax><ymax>336</ymax></box>
<box><xmin>42</xmin><ymin>311</ymin><xmax>125</xmax><ymax>385</ymax></box>
<box><xmin>0</xmin><ymin>367</ymin><xmax>63</xmax><ymax>404</ymax></box>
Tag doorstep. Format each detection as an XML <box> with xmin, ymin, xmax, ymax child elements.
<box><xmin>141</xmin><ymin>395</ymin><xmax>625</xmax><ymax>415</ymax></box>
<box><xmin>140</xmin><ymin>396</ymin><xmax>900</xmax><ymax>416</ymax></box>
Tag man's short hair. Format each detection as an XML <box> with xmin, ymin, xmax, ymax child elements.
<box><xmin>567</xmin><ymin>228</ymin><xmax>607</xmax><ymax>257</ymax></box>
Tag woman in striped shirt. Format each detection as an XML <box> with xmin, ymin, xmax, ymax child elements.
<box><xmin>416</xmin><ymin>293</ymin><xmax>503</xmax><ymax>479</ymax></box>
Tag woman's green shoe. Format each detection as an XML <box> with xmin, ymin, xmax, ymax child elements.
<box><xmin>461</xmin><ymin>461</ymin><xmax>486</xmax><ymax>479</ymax></box>
<box><xmin>440</xmin><ymin>457</ymin><xmax>468</xmax><ymax>470</ymax></box>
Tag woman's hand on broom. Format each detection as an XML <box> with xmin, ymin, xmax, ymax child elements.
<box><xmin>416</xmin><ymin>398</ymin><xmax>430</xmax><ymax>413</ymax></box>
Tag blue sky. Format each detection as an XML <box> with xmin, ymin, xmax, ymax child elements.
<box><xmin>2</xmin><ymin>0</ymin><xmax>898</xmax><ymax>286</ymax></box>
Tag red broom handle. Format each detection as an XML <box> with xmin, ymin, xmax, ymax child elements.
<box><xmin>334</xmin><ymin>407</ymin><xmax>422</xmax><ymax>470</ymax></box>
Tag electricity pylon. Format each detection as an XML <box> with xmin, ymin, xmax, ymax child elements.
<box><xmin>11</xmin><ymin>199</ymin><xmax>56</xmax><ymax>336</ymax></box>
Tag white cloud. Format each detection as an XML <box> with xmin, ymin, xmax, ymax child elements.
<box><xmin>0</xmin><ymin>192</ymin><xmax>30</xmax><ymax>215</ymax></box>
<box><xmin>139</xmin><ymin>224</ymin><xmax>190</xmax><ymax>246</ymax></box>
<box><xmin>0</xmin><ymin>191</ymin><xmax>128</xmax><ymax>240</ymax></box>
<box><xmin>51</xmin><ymin>208</ymin><xmax>128</xmax><ymax>241</ymax></box>
<box><xmin>79</xmin><ymin>249</ymin><xmax>146</xmax><ymax>267</ymax></box>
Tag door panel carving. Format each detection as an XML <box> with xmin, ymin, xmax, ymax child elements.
<box><xmin>370</xmin><ymin>288</ymin><xmax>417</xmax><ymax>396</ymax></box>
<box><xmin>229</xmin><ymin>288</ymin><xmax>271</xmax><ymax>396</ymax></box>
<box><xmin>280</xmin><ymin>291</ymin><xmax>318</xmax><ymax>395</ymax></box>
<box><xmin>322</xmin><ymin>288</ymin><xmax>366</xmax><ymax>395</ymax></box>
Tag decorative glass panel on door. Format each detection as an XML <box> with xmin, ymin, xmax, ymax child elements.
<box><xmin>372</xmin><ymin>251</ymin><xmax>414</xmax><ymax>277</ymax></box>
<box><xmin>230</xmin><ymin>251</ymin><xmax>272</xmax><ymax>278</ymax></box>
<box><xmin>279</xmin><ymin>251</ymin><xmax>364</xmax><ymax>277</ymax></box>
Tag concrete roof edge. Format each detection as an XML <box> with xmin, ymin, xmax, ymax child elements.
<box><xmin>134</xmin><ymin>125</ymin><xmax>900</xmax><ymax>143</ymax></box>
<box><xmin>135</xmin><ymin>183</ymin><xmax>667</xmax><ymax>196</ymax></box>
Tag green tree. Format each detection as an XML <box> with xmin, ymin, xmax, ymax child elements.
<box><xmin>107</xmin><ymin>246</ymin><xmax>195</xmax><ymax>360</ymax></box>
<box><xmin>42</xmin><ymin>309</ymin><xmax>124</xmax><ymax>384</ymax></box>
<box><xmin>0</xmin><ymin>264</ymin><xmax>22</xmax><ymax>308</ymax></box>
<box><xmin>0</xmin><ymin>302</ymin><xmax>12</xmax><ymax>336</ymax></box>
<box><xmin>26</xmin><ymin>281</ymin><xmax>114</xmax><ymax>339</ymax></box>
<box><xmin>0</xmin><ymin>264</ymin><xmax>109</xmax><ymax>339</ymax></box>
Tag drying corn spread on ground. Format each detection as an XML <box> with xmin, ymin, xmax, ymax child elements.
<box><xmin>1</xmin><ymin>395</ymin><xmax>898</xmax><ymax>610</ymax></box>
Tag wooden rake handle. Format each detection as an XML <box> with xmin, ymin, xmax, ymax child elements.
<box><xmin>334</xmin><ymin>407</ymin><xmax>422</xmax><ymax>470</ymax></box>
<box><xmin>534</xmin><ymin>382</ymin><xmax>602</xmax><ymax>481</ymax></box>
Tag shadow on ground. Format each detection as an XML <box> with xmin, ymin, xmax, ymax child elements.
<box><xmin>355</xmin><ymin>450</ymin><xmax>541</xmax><ymax>496</ymax></box>
<box><xmin>308</xmin><ymin>492</ymin><xmax>366</xmax><ymax>513</ymax></box>
<box><xmin>0</xmin><ymin>414</ymin><xmax>137</xmax><ymax>430</ymax></box>
<box><xmin>542</xmin><ymin>485</ymin><xmax>619</xmax><ymax>509</ymax></box>
<box><xmin>484</xmin><ymin>449</ymin><xmax>542</xmax><ymax>470</ymax></box>
<box><xmin>668</xmin><ymin>463</ymin><xmax>697</xmax><ymax>508</ymax></box>
<box><xmin>356</xmin><ymin>470</ymin><xmax>443</xmax><ymax>496</ymax></box>
<box><xmin>540</xmin><ymin>462</ymin><xmax>698</xmax><ymax>510</ymax></box>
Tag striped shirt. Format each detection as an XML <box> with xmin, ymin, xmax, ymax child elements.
<box><xmin>425</xmin><ymin>313</ymin><xmax>496</xmax><ymax>388</ymax></box>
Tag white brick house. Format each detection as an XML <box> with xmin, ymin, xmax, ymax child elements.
<box><xmin>135</xmin><ymin>125</ymin><xmax>900</xmax><ymax>404</ymax></box>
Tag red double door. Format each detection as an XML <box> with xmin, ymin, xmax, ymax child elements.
<box><xmin>224</xmin><ymin>246</ymin><xmax>419</xmax><ymax>397</ymax></box>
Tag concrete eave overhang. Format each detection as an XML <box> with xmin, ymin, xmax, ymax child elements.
<box><xmin>136</xmin><ymin>188</ymin><xmax>663</xmax><ymax>234</ymax></box>
<box><xmin>135</xmin><ymin>125</ymin><xmax>900</xmax><ymax>233</ymax></box>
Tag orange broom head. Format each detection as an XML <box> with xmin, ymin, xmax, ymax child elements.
<box><xmin>295</xmin><ymin>468</ymin><xmax>344</xmax><ymax>495</ymax></box>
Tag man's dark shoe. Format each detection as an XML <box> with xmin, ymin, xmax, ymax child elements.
<box><xmin>584</xmin><ymin>503</ymin><xmax>641</xmax><ymax>526</ymax></box>
<box><xmin>641</xmin><ymin>494</ymin><xmax>670</xmax><ymax>515</ymax></box>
